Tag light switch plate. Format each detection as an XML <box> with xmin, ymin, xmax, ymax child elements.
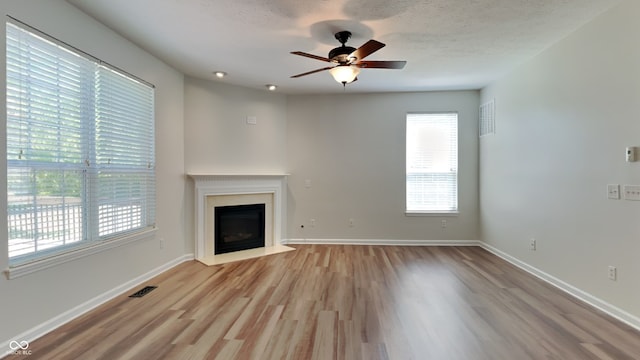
<box><xmin>607</xmin><ymin>184</ymin><xmax>620</xmax><ymax>200</ymax></box>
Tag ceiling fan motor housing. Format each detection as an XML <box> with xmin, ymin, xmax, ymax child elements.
<box><xmin>328</xmin><ymin>46</ymin><xmax>357</xmax><ymax>64</ymax></box>
<box><xmin>329</xmin><ymin>30</ymin><xmax>357</xmax><ymax>64</ymax></box>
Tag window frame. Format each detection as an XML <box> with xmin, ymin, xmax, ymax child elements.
<box><xmin>405</xmin><ymin>112</ymin><xmax>459</xmax><ymax>216</ymax></box>
<box><xmin>5</xmin><ymin>18</ymin><xmax>156</xmax><ymax>278</ymax></box>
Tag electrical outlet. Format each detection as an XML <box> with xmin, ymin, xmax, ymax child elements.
<box><xmin>310</xmin><ymin>219</ymin><xmax>316</xmax><ymax>227</ymax></box>
<box><xmin>441</xmin><ymin>219</ymin><xmax>447</xmax><ymax>228</ymax></box>
<box><xmin>159</xmin><ymin>238</ymin><xmax>165</xmax><ymax>249</ymax></box>
<box><xmin>529</xmin><ymin>238</ymin><xmax>536</xmax><ymax>251</ymax></box>
<box><xmin>608</xmin><ymin>266</ymin><xmax>617</xmax><ymax>281</ymax></box>
<box><xmin>348</xmin><ymin>218</ymin><xmax>355</xmax><ymax>227</ymax></box>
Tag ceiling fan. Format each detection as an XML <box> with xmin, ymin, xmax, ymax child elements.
<box><xmin>290</xmin><ymin>31</ymin><xmax>407</xmax><ymax>86</ymax></box>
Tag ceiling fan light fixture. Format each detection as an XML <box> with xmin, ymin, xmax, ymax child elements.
<box><xmin>213</xmin><ymin>71</ymin><xmax>227</xmax><ymax>78</ymax></box>
<box><xmin>329</xmin><ymin>65</ymin><xmax>360</xmax><ymax>85</ymax></box>
<box><xmin>266</xmin><ymin>84</ymin><xmax>277</xmax><ymax>91</ymax></box>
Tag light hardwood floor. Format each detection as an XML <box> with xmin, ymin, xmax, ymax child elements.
<box><xmin>8</xmin><ymin>245</ymin><xmax>640</xmax><ymax>359</ymax></box>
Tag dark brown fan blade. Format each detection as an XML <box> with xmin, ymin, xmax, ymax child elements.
<box><xmin>290</xmin><ymin>66</ymin><xmax>334</xmax><ymax>78</ymax></box>
<box><xmin>290</xmin><ymin>51</ymin><xmax>331</xmax><ymax>63</ymax></box>
<box><xmin>356</xmin><ymin>60</ymin><xmax>406</xmax><ymax>69</ymax></box>
<box><xmin>349</xmin><ymin>40</ymin><xmax>385</xmax><ymax>61</ymax></box>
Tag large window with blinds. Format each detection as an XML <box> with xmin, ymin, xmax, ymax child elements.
<box><xmin>6</xmin><ymin>21</ymin><xmax>155</xmax><ymax>267</ymax></box>
<box><xmin>406</xmin><ymin>113</ymin><xmax>458</xmax><ymax>214</ymax></box>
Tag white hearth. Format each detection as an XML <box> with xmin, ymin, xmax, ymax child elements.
<box><xmin>189</xmin><ymin>174</ymin><xmax>294</xmax><ymax>265</ymax></box>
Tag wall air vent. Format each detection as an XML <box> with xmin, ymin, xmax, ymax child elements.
<box><xmin>480</xmin><ymin>99</ymin><xmax>495</xmax><ymax>137</ymax></box>
<box><xmin>129</xmin><ymin>286</ymin><xmax>157</xmax><ymax>298</ymax></box>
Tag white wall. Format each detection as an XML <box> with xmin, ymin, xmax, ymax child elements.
<box><xmin>0</xmin><ymin>0</ymin><xmax>185</xmax><ymax>344</ymax></box>
<box><xmin>287</xmin><ymin>91</ymin><xmax>479</xmax><ymax>241</ymax></box>
<box><xmin>480</xmin><ymin>0</ymin><xmax>640</xmax><ymax>320</ymax></box>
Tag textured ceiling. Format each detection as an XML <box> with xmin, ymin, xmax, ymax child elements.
<box><xmin>67</xmin><ymin>0</ymin><xmax>620</xmax><ymax>94</ymax></box>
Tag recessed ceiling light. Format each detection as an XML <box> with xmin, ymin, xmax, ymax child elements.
<box><xmin>266</xmin><ymin>84</ymin><xmax>277</xmax><ymax>91</ymax></box>
<box><xmin>213</xmin><ymin>71</ymin><xmax>227</xmax><ymax>78</ymax></box>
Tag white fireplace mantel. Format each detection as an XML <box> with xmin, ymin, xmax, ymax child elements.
<box><xmin>189</xmin><ymin>173</ymin><xmax>292</xmax><ymax>265</ymax></box>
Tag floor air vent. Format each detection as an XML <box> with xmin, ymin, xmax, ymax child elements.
<box><xmin>129</xmin><ymin>286</ymin><xmax>157</xmax><ymax>298</ymax></box>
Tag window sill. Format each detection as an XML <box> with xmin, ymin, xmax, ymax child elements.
<box><xmin>4</xmin><ymin>227</ymin><xmax>157</xmax><ymax>280</ymax></box>
<box><xmin>405</xmin><ymin>211</ymin><xmax>459</xmax><ymax>217</ymax></box>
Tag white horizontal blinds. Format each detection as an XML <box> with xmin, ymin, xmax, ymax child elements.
<box><xmin>95</xmin><ymin>66</ymin><xmax>155</xmax><ymax>237</ymax></box>
<box><xmin>406</xmin><ymin>113</ymin><xmax>458</xmax><ymax>212</ymax></box>
<box><xmin>6</xmin><ymin>23</ymin><xmax>91</xmax><ymax>259</ymax></box>
<box><xmin>6</xmin><ymin>21</ymin><xmax>155</xmax><ymax>264</ymax></box>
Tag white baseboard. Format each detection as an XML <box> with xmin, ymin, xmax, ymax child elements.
<box><xmin>479</xmin><ymin>242</ymin><xmax>640</xmax><ymax>332</ymax></box>
<box><xmin>283</xmin><ymin>238</ymin><xmax>481</xmax><ymax>246</ymax></box>
<box><xmin>1</xmin><ymin>253</ymin><xmax>195</xmax><ymax>357</ymax></box>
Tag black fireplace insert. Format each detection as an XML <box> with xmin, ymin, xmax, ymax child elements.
<box><xmin>214</xmin><ymin>203</ymin><xmax>265</xmax><ymax>255</ymax></box>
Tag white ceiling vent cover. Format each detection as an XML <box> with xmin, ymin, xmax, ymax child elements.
<box><xmin>480</xmin><ymin>99</ymin><xmax>495</xmax><ymax>137</ymax></box>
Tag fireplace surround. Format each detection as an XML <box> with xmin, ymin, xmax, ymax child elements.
<box><xmin>189</xmin><ymin>174</ymin><xmax>294</xmax><ymax>265</ymax></box>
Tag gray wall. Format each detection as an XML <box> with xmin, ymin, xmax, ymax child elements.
<box><xmin>182</xmin><ymin>86</ymin><xmax>480</xmax><ymax>243</ymax></box>
<box><xmin>184</xmin><ymin>77</ymin><xmax>288</xmax><ymax>175</ymax></box>
<box><xmin>183</xmin><ymin>77</ymin><xmax>289</xmax><ymax>253</ymax></box>
<box><xmin>480</xmin><ymin>0</ymin><xmax>640</xmax><ymax>319</ymax></box>
<box><xmin>0</xmin><ymin>0</ymin><xmax>186</xmax><ymax>343</ymax></box>
<box><xmin>286</xmin><ymin>92</ymin><xmax>480</xmax><ymax>241</ymax></box>
<box><xmin>185</xmin><ymin>86</ymin><xmax>479</xmax><ymax>242</ymax></box>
